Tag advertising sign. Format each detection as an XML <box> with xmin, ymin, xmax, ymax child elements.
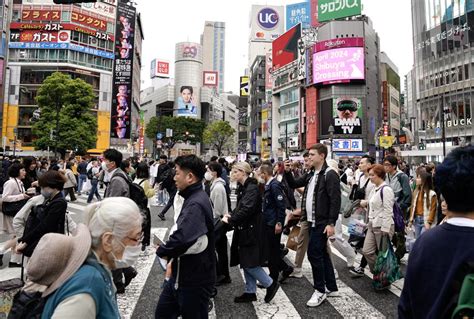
<box><xmin>150</xmin><ymin>59</ymin><xmax>170</xmax><ymax>78</ymax></box>
<box><xmin>265</xmin><ymin>53</ymin><xmax>273</xmax><ymax>89</ymax></box>
<box><xmin>10</xmin><ymin>22</ymin><xmax>114</xmax><ymax>41</ymax></box>
<box><xmin>240</xmin><ymin>76</ymin><xmax>249</xmax><ymax>96</ymax></box>
<box><xmin>203</xmin><ymin>71</ymin><xmax>218</xmax><ymax>87</ymax></box>
<box><xmin>379</xmin><ymin>136</ymin><xmax>394</xmax><ymax>149</ymax></box>
<box><xmin>333</xmin><ymin>97</ymin><xmax>362</xmax><ymax>134</ymax></box>
<box><xmin>14</xmin><ymin>30</ymin><xmax>70</xmax><ymax>43</ymax></box>
<box><xmin>71</xmin><ymin>9</ymin><xmax>108</xmax><ymax>31</ymax></box>
<box><xmin>272</xmin><ymin>24</ymin><xmax>301</xmax><ymax>71</ymax></box>
<box><xmin>315</xmin><ymin>37</ymin><xmax>364</xmax><ymax>52</ymax></box>
<box><xmin>176</xmin><ymin>42</ymin><xmax>202</xmax><ymax>62</ymax></box>
<box><xmin>310</xmin><ymin>0</ymin><xmax>320</xmax><ymax>27</ymax></box>
<box><xmin>273</xmin><ymin>63</ymin><xmax>298</xmax><ymax>92</ymax></box>
<box><xmin>297</xmin><ymin>38</ymin><xmax>306</xmax><ymax>81</ymax></box>
<box><xmin>250</xmin><ymin>5</ymin><xmax>284</xmax><ymax>42</ymax></box>
<box><xmin>332</xmin><ymin>139</ymin><xmax>363</xmax><ymax>152</ymax></box>
<box><xmin>176</xmin><ymin>86</ymin><xmax>198</xmax><ymax>117</ymax></box>
<box><xmin>313</xmin><ymin>47</ymin><xmax>365</xmax><ymax>84</ymax></box>
<box><xmin>8</xmin><ymin>42</ymin><xmax>114</xmax><ymax>59</ymax></box>
<box><xmin>110</xmin><ymin>3</ymin><xmax>136</xmax><ymax>140</ymax></box>
<box><xmin>22</xmin><ymin>9</ymin><xmax>61</xmax><ymax>22</ymax></box>
<box><xmin>81</xmin><ymin>2</ymin><xmax>116</xmax><ymax>19</ymax></box>
<box><xmin>286</xmin><ymin>2</ymin><xmax>310</xmax><ymax>30</ymax></box>
<box><xmin>318</xmin><ymin>0</ymin><xmax>361</xmax><ymax>22</ymax></box>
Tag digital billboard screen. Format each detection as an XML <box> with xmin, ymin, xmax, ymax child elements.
<box><xmin>272</xmin><ymin>23</ymin><xmax>301</xmax><ymax>71</ymax></box>
<box><xmin>313</xmin><ymin>47</ymin><xmax>364</xmax><ymax>84</ymax></box>
<box><xmin>176</xmin><ymin>85</ymin><xmax>198</xmax><ymax>118</ymax></box>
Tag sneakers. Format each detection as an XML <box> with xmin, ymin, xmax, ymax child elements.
<box><xmin>349</xmin><ymin>266</ymin><xmax>365</xmax><ymax>277</ymax></box>
<box><xmin>234</xmin><ymin>293</ymin><xmax>257</xmax><ymax>303</ymax></box>
<box><xmin>306</xmin><ymin>290</ymin><xmax>327</xmax><ymax>307</ymax></box>
<box><xmin>289</xmin><ymin>268</ymin><xmax>303</xmax><ymax>278</ymax></box>
<box><xmin>264</xmin><ymin>281</ymin><xmax>280</xmax><ymax>303</ymax></box>
<box><xmin>325</xmin><ymin>288</ymin><xmax>340</xmax><ymax>297</ymax></box>
<box><xmin>279</xmin><ymin>267</ymin><xmax>294</xmax><ymax>283</ymax></box>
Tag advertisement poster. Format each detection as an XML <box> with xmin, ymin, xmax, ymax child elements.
<box><xmin>286</xmin><ymin>2</ymin><xmax>310</xmax><ymax>30</ymax></box>
<box><xmin>110</xmin><ymin>3</ymin><xmax>135</xmax><ymax>140</ymax></box>
<box><xmin>333</xmin><ymin>97</ymin><xmax>362</xmax><ymax>134</ymax></box>
<box><xmin>176</xmin><ymin>85</ymin><xmax>197</xmax><ymax>117</ymax></box>
<box><xmin>203</xmin><ymin>71</ymin><xmax>218</xmax><ymax>87</ymax></box>
<box><xmin>318</xmin><ymin>0</ymin><xmax>361</xmax><ymax>23</ymax></box>
<box><xmin>313</xmin><ymin>47</ymin><xmax>365</xmax><ymax>84</ymax></box>
<box><xmin>240</xmin><ymin>76</ymin><xmax>249</xmax><ymax>96</ymax></box>
<box><xmin>272</xmin><ymin>23</ymin><xmax>301</xmax><ymax>71</ymax></box>
<box><xmin>250</xmin><ymin>5</ymin><xmax>284</xmax><ymax>42</ymax></box>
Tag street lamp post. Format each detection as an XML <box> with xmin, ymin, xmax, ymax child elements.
<box><xmin>328</xmin><ymin>124</ymin><xmax>335</xmax><ymax>160</ymax></box>
<box><xmin>285</xmin><ymin>122</ymin><xmax>289</xmax><ymax>159</ymax></box>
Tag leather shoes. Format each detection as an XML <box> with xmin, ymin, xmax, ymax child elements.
<box><xmin>8</xmin><ymin>262</ymin><xmax>22</xmax><ymax>268</ymax></box>
<box><xmin>265</xmin><ymin>281</ymin><xmax>280</xmax><ymax>303</ymax></box>
<box><xmin>280</xmin><ymin>267</ymin><xmax>294</xmax><ymax>283</ymax></box>
<box><xmin>234</xmin><ymin>293</ymin><xmax>257</xmax><ymax>303</ymax></box>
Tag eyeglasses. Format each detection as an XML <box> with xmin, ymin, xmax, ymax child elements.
<box><xmin>337</xmin><ymin>101</ymin><xmax>358</xmax><ymax>112</ymax></box>
<box><xmin>126</xmin><ymin>232</ymin><xmax>144</xmax><ymax>245</ymax></box>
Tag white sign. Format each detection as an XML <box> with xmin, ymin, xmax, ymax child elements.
<box><xmin>332</xmin><ymin>139</ymin><xmax>363</xmax><ymax>152</ymax></box>
<box><xmin>100</xmin><ymin>0</ymin><xmax>117</xmax><ymax>6</ymax></box>
<box><xmin>81</xmin><ymin>2</ymin><xmax>116</xmax><ymax>19</ymax></box>
<box><xmin>203</xmin><ymin>71</ymin><xmax>218</xmax><ymax>87</ymax></box>
<box><xmin>416</xmin><ymin>23</ymin><xmax>470</xmax><ymax>51</ymax></box>
<box><xmin>297</xmin><ymin>38</ymin><xmax>306</xmax><ymax>81</ymax></box>
<box><xmin>250</xmin><ymin>5</ymin><xmax>285</xmax><ymax>42</ymax></box>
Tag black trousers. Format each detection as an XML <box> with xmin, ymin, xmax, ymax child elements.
<box><xmin>161</xmin><ymin>189</ymin><xmax>177</xmax><ymax>216</ymax></box>
<box><xmin>64</xmin><ymin>187</ymin><xmax>76</xmax><ymax>201</ymax></box>
<box><xmin>266</xmin><ymin>225</ymin><xmax>291</xmax><ymax>281</ymax></box>
<box><xmin>142</xmin><ymin>207</ymin><xmax>152</xmax><ymax>246</ymax></box>
<box><xmin>215</xmin><ymin>230</ymin><xmax>230</xmax><ymax>278</ymax></box>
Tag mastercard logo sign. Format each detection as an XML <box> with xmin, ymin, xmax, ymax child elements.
<box><xmin>256</xmin><ymin>32</ymin><xmax>265</xmax><ymax>38</ymax></box>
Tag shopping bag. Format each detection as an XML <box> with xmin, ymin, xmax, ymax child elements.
<box><xmin>0</xmin><ymin>278</ymin><xmax>24</xmax><ymax>317</ymax></box>
<box><xmin>405</xmin><ymin>225</ymin><xmax>416</xmax><ymax>253</ymax></box>
<box><xmin>286</xmin><ymin>225</ymin><xmax>300</xmax><ymax>251</ymax></box>
<box><xmin>340</xmin><ymin>182</ymin><xmax>352</xmax><ymax>214</ymax></box>
<box><xmin>372</xmin><ymin>235</ymin><xmax>402</xmax><ymax>290</ymax></box>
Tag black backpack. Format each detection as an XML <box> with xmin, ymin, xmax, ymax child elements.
<box><xmin>8</xmin><ymin>290</ymin><xmax>46</xmax><ymax>319</ymax></box>
<box><xmin>115</xmin><ymin>175</ymin><xmax>148</xmax><ymax>210</ymax></box>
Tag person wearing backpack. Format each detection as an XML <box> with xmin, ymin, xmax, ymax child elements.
<box><xmin>399</xmin><ymin>145</ymin><xmax>474</xmax><ymax>319</ymax></box>
<box><xmin>102</xmin><ymin>149</ymin><xmax>137</xmax><ymax>294</ymax></box>
<box><xmin>133</xmin><ymin>162</ymin><xmax>155</xmax><ymax>251</ymax></box>
<box><xmin>408</xmin><ymin>171</ymin><xmax>438</xmax><ymax>239</ymax></box>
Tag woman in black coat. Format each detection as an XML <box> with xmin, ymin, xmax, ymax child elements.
<box><xmin>222</xmin><ymin>162</ymin><xmax>280</xmax><ymax>304</ymax></box>
<box><xmin>16</xmin><ymin>170</ymin><xmax>67</xmax><ymax>257</ymax></box>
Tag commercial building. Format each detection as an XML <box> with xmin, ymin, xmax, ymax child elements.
<box><xmin>1</xmin><ymin>0</ymin><xmax>143</xmax><ymax>156</ymax></box>
<box><xmin>0</xmin><ymin>0</ymin><xmax>11</xmax><ymax>139</ymax></box>
<box><xmin>201</xmin><ymin>21</ymin><xmax>225</xmax><ymax>93</ymax></box>
<box><xmin>407</xmin><ymin>0</ymin><xmax>473</xmax><ymax>161</ymax></box>
<box><xmin>380</xmin><ymin>51</ymin><xmax>401</xmax><ymax>136</ymax></box>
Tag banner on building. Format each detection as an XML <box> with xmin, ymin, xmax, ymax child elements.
<box><xmin>176</xmin><ymin>85</ymin><xmax>198</xmax><ymax>117</ymax></box>
<box><xmin>110</xmin><ymin>3</ymin><xmax>136</xmax><ymax>140</ymax></box>
<box><xmin>22</xmin><ymin>9</ymin><xmax>61</xmax><ymax>22</ymax></box>
<box><xmin>272</xmin><ymin>23</ymin><xmax>301</xmax><ymax>71</ymax></box>
<box><xmin>81</xmin><ymin>2</ymin><xmax>116</xmax><ymax>19</ymax></box>
<box><xmin>297</xmin><ymin>37</ymin><xmax>306</xmax><ymax>81</ymax></box>
<box><xmin>310</xmin><ymin>0</ymin><xmax>321</xmax><ymax>27</ymax></box>
<box><xmin>265</xmin><ymin>54</ymin><xmax>273</xmax><ymax>89</ymax></box>
<box><xmin>332</xmin><ymin>139</ymin><xmax>363</xmax><ymax>152</ymax></box>
<box><xmin>313</xmin><ymin>47</ymin><xmax>365</xmax><ymax>84</ymax></box>
<box><xmin>286</xmin><ymin>2</ymin><xmax>310</xmax><ymax>30</ymax></box>
<box><xmin>318</xmin><ymin>0</ymin><xmax>361</xmax><ymax>22</ymax></box>
<box><xmin>71</xmin><ymin>9</ymin><xmax>108</xmax><ymax>31</ymax></box>
<box><xmin>240</xmin><ymin>76</ymin><xmax>249</xmax><ymax>96</ymax></box>
<box><xmin>150</xmin><ymin>59</ymin><xmax>170</xmax><ymax>78</ymax></box>
<box><xmin>10</xmin><ymin>22</ymin><xmax>114</xmax><ymax>41</ymax></box>
<box><xmin>333</xmin><ymin>97</ymin><xmax>362</xmax><ymax>135</ymax></box>
<box><xmin>203</xmin><ymin>71</ymin><xmax>218</xmax><ymax>87</ymax></box>
<box><xmin>12</xmin><ymin>30</ymin><xmax>71</xmax><ymax>43</ymax></box>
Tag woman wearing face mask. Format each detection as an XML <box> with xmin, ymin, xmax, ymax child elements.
<box><xmin>16</xmin><ymin>170</ymin><xmax>68</xmax><ymax>258</ymax></box>
<box><xmin>38</xmin><ymin>197</ymin><xmax>142</xmax><ymax>318</ymax></box>
<box><xmin>206</xmin><ymin>162</ymin><xmax>231</xmax><ymax>286</ymax></box>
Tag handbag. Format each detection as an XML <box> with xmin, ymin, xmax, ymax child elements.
<box><xmin>286</xmin><ymin>225</ymin><xmax>301</xmax><ymax>251</ymax></box>
<box><xmin>2</xmin><ymin>180</ymin><xmax>28</xmax><ymax>217</ymax></box>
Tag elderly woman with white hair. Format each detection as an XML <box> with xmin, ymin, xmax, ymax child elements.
<box><xmin>11</xmin><ymin>197</ymin><xmax>142</xmax><ymax>318</ymax></box>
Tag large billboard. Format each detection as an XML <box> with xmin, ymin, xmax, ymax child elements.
<box><xmin>10</xmin><ymin>22</ymin><xmax>114</xmax><ymax>41</ymax></box>
<box><xmin>203</xmin><ymin>71</ymin><xmax>218</xmax><ymax>87</ymax></box>
<box><xmin>176</xmin><ymin>86</ymin><xmax>198</xmax><ymax>117</ymax></box>
<box><xmin>175</xmin><ymin>42</ymin><xmax>202</xmax><ymax>62</ymax></box>
<box><xmin>272</xmin><ymin>23</ymin><xmax>301</xmax><ymax>71</ymax></box>
<box><xmin>333</xmin><ymin>97</ymin><xmax>362</xmax><ymax>135</ymax></box>
<box><xmin>110</xmin><ymin>3</ymin><xmax>135</xmax><ymax>140</ymax></box>
<box><xmin>150</xmin><ymin>59</ymin><xmax>170</xmax><ymax>78</ymax></box>
<box><xmin>240</xmin><ymin>76</ymin><xmax>249</xmax><ymax>96</ymax></box>
<box><xmin>318</xmin><ymin>0</ymin><xmax>362</xmax><ymax>22</ymax></box>
<box><xmin>286</xmin><ymin>2</ymin><xmax>310</xmax><ymax>30</ymax></box>
<box><xmin>313</xmin><ymin>47</ymin><xmax>365</xmax><ymax>84</ymax></box>
<box><xmin>250</xmin><ymin>5</ymin><xmax>285</xmax><ymax>42</ymax></box>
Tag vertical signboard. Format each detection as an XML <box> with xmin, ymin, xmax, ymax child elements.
<box><xmin>265</xmin><ymin>53</ymin><xmax>273</xmax><ymax>89</ymax></box>
<box><xmin>240</xmin><ymin>76</ymin><xmax>249</xmax><ymax>96</ymax></box>
<box><xmin>111</xmin><ymin>3</ymin><xmax>135</xmax><ymax>140</ymax></box>
<box><xmin>310</xmin><ymin>0</ymin><xmax>320</xmax><ymax>27</ymax></box>
<box><xmin>286</xmin><ymin>2</ymin><xmax>311</xmax><ymax>30</ymax></box>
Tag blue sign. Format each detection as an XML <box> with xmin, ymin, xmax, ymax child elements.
<box><xmin>9</xmin><ymin>42</ymin><xmax>115</xmax><ymax>59</ymax></box>
<box><xmin>156</xmin><ymin>133</ymin><xmax>163</xmax><ymax>140</ymax></box>
<box><xmin>286</xmin><ymin>2</ymin><xmax>311</xmax><ymax>30</ymax></box>
<box><xmin>257</xmin><ymin>8</ymin><xmax>279</xmax><ymax>30</ymax></box>
<box><xmin>332</xmin><ymin>139</ymin><xmax>363</xmax><ymax>152</ymax></box>
<box><xmin>435</xmin><ymin>127</ymin><xmax>441</xmax><ymax>135</ymax></box>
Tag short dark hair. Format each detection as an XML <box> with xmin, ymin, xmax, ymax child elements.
<box><xmin>120</xmin><ymin>159</ymin><xmax>130</xmax><ymax>171</ymax></box>
<box><xmin>210</xmin><ymin>156</ymin><xmax>218</xmax><ymax>162</ymax></box>
<box><xmin>302</xmin><ymin>151</ymin><xmax>309</xmax><ymax>158</ymax></box>
<box><xmin>208</xmin><ymin>162</ymin><xmax>223</xmax><ymax>177</ymax></box>
<box><xmin>159</xmin><ymin>155</ymin><xmax>168</xmax><ymax>161</ymax></box>
<box><xmin>175</xmin><ymin>155</ymin><xmax>206</xmax><ymax>181</ymax></box>
<box><xmin>136</xmin><ymin>162</ymin><xmax>150</xmax><ymax>179</ymax></box>
<box><xmin>435</xmin><ymin>145</ymin><xmax>474</xmax><ymax>213</ymax></box>
<box><xmin>260</xmin><ymin>163</ymin><xmax>273</xmax><ymax>176</ymax></box>
<box><xmin>180</xmin><ymin>86</ymin><xmax>193</xmax><ymax>94</ymax></box>
<box><xmin>308</xmin><ymin>143</ymin><xmax>328</xmax><ymax>159</ymax></box>
<box><xmin>361</xmin><ymin>155</ymin><xmax>375</xmax><ymax>165</ymax></box>
<box><xmin>8</xmin><ymin>163</ymin><xmax>24</xmax><ymax>178</ymax></box>
<box><xmin>39</xmin><ymin>170</ymin><xmax>66</xmax><ymax>190</ymax></box>
<box><xmin>22</xmin><ymin>157</ymin><xmax>36</xmax><ymax>171</ymax></box>
<box><xmin>103</xmin><ymin>149</ymin><xmax>123</xmax><ymax>168</ymax></box>
<box><xmin>370</xmin><ymin>164</ymin><xmax>386</xmax><ymax>180</ymax></box>
<box><xmin>383</xmin><ymin>155</ymin><xmax>398</xmax><ymax>167</ymax></box>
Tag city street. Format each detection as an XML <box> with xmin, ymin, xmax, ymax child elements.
<box><xmin>0</xmin><ymin>190</ymin><xmax>405</xmax><ymax>318</ymax></box>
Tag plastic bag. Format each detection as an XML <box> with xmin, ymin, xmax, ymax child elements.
<box><xmin>405</xmin><ymin>225</ymin><xmax>416</xmax><ymax>253</ymax></box>
<box><xmin>340</xmin><ymin>182</ymin><xmax>352</xmax><ymax>214</ymax></box>
<box><xmin>372</xmin><ymin>235</ymin><xmax>402</xmax><ymax>290</ymax></box>
<box><xmin>347</xmin><ymin>208</ymin><xmax>367</xmax><ymax>237</ymax></box>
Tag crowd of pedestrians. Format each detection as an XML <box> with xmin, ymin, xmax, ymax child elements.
<box><xmin>0</xmin><ymin>143</ymin><xmax>472</xmax><ymax>318</ymax></box>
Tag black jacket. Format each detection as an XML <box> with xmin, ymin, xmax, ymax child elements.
<box><xmin>20</xmin><ymin>192</ymin><xmax>67</xmax><ymax>257</ymax></box>
<box><xmin>285</xmin><ymin>162</ymin><xmax>341</xmax><ymax>227</ymax></box>
<box><xmin>229</xmin><ymin>178</ymin><xmax>268</xmax><ymax>268</ymax></box>
<box><xmin>156</xmin><ymin>182</ymin><xmax>215</xmax><ymax>288</ymax></box>
<box><xmin>155</xmin><ymin>163</ymin><xmax>171</xmax><ymax>186</ymax></box>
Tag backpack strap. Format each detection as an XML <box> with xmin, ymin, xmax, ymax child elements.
<box><xmin>380</xmin><ymin>185</ymin><xmax>386</xmax><ymax>203</ymax></box>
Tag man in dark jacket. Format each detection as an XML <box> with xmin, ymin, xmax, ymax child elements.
<box><xmin>155</xmin><ymin>155</ymin><xmax>216</xmax><ymax>318</ymax></box>
<box><xmin>260</xmin><ymin>162</ymin><xmax>293</xmax><ymax>283</ymax></box>
<box><xmin>284</xmin><ymin>143</ymin><xmax>341</xmax><ymax>307</ymax></box>
<box><xmin>157</xmin><ymin>161</ymin><xmax>177</xmax><ymax>220</ymax></box>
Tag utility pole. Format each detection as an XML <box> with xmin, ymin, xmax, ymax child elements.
<box><xmin>285</xmin><ymin>122</ymin><xmax>289</xmax><ymax>159</ymax></box>
<box><xmin>441</xmin><ymin>102</ymin><xmax>448</xmax><ymax>158</ymax></box>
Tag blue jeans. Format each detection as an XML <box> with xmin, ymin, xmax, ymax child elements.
<box><xmin>308</xmin><ymin>224</ymin><xmax>338</xmax><ymax>293</ymax></box>
<box><xmin>77</xmin><ymin>174</ymin><xmax>87</xmax><ymax>192</ymax></box>
<box><xmin>243</xmin><ymin>267</ymin><xmax>273</xmax><ymax>294</ymax></box>
<box><xmin>413</xmin><ymin>215</ymin><xmax>425</xmax><ymax>239</ymax></box>
<box><xmin>155</xmin><ymin>277</ymin><xmax>213</xmax><ymax>319</ymax></box>
<box><xmin>87</xmin><ymin>179</ymin><xmax>101</xmax><ymax>203</ymax></box>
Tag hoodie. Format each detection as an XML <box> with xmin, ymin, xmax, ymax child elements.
<box><xmin>210</xmin><ymin>178</ymin><xmax>228</xmax><ymax>219</ymax></box>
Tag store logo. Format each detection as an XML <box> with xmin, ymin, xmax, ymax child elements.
<box><xmin>258</xmin><ymin>8</ymin><xmax>279</xmax><ymax>30</ymax></box>
<box><xmin>325</xmin><ymin>39</ymin><xmax>345</xmax><ymax>49</ymax></box>
<box><xmin>58</xmin><ymin>31</ymin><xmax>70</xmax><ymax>42</ymax></box>
<box><xmin>183</xmin><ymin>46</ymin><xmax>197</xmax><ymax>58</ymax></box>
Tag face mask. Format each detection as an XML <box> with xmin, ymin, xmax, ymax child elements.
<box><xmin>41</xmin><ymin>188</ymin><xmax>54</xmax><ymax>199</ymax></box>
<box><xmin>101</xmin><ymin>162</ymin><xmax>108</xmax><ymax>171</ymax></box>
<box><xmin>204</xmin><ymin>171</ymin><xmax>213</xmax><ymax>182</ymax></box>
<box><xmin>112</xmin><ymin>239</ymin><xmax>141</xmax><ymax>269</ymax></box>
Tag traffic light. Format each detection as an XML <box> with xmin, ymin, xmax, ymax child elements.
<box><xmin>53</xmin><ymin>0</ymin><xmax>97</xmax><ymax>4</ymax></box>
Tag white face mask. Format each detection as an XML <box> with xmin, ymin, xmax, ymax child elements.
<box><xmin>101</xmin><ymin>162</ymin><xmax>108</xmax><ymax>171</ymax></box>
<box><xmin>204</xmin><ymin>171</ymin><xmax>213</xmax><ymax>182</ymax></box>
<box><xmin>112</xmin><ymin>239</ymin><xmax>141</xmax><ymax>269</ymax></box>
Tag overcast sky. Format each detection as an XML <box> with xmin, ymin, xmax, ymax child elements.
<box><xmin>136</xmin><ymin>0</ymin><xmax>413</xmax><ymax>94</ymax></box>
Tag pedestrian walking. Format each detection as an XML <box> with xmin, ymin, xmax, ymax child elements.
<box><xmin>157</xmin><ymin>161</ymin><xmax>177</xmax><ymax>220</ymax></box>
<box><xmin>222</xmin><ymin>161</ymin><xmax>280</xmax><ymax>304</ymax></box>
<box><xmin>87</xmin><ymin>160</ymin><xmax>102</xmax><ymax>203</ymax></box>
<box><xmin>63</xmin><ymin>162</ymin><xmax>77</xmax><ymax>202</ymax></box>
<box><xmin>408</xmin><ymin>171</ymin><xmax>437</xmax><ymax>239</ymax></box>
<box><xmin>133</xmin><ymin>162</ymin><xmax>155</xmax><ymax>250</ymax></box>
<box><xmin>77</xmin><ymin>158</ymin><xmax>88</xmax><ymax>194</ymax></box>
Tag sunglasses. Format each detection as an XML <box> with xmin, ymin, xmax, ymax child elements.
<box><xmin>337</xmin><ymin>100</ymin><xmax>358</xmax><ymax>112</ymax></box>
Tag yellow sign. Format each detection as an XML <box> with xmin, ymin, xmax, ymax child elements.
<box><xmin>379</xmin><ymin>136</ymin><xmax>394</xmax><ymax>149</ymax></box>
<box><xmin>240</xmin><ymin>76</ymin><xmax>249</xmax><ymax>97</ymax></box>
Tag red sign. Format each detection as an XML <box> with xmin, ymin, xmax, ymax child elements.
<box><xmin>157</xmin><ymin>61</ymin><xmax>169</xmax><ymax>75</ymax></box>
<box><xmin>22</xmin><ymin>9</ymin><xmax>61</xmax><ymax>22</ymax></box>
<box><xmin>17</xmin><ymin>30</ymin><xmax>70</xmax><ymax>43</ymax></box>
<box><xmin>272</xmin><ymin>24</ymin><xmax>301</xmax><ymax>71</ymax></box>
<box><xmin>314</xmin><ymin>37</ymin><xmax>365</xmax><ymax>52</ymax></box>
<box><xmin>10</xmin><ymin>22</ymin><xmax>114</xmax><ymax>41</ymax></box>
<box><xmin>306</xmin><ymin>87</ymin><xmax>318</xmax><ymax>148</ymax></box>
<box><xmin>71</xmin><ymin>9</ymin><xmax>107</xmax><ymax>31</ymax></box>
<box><xmin>310</xmin><ymin>0</ymin><xmax>320</xmax><ymax>27</ymax></box>
<box><xmin>382</xmin><ymin>81</ymin><xmax>388</xmax><ymax>121</ymax></box>
<box><xmin>203</xmin><ymin>71</ymin><xmax>218</xmax><ymax>87</ymax></box>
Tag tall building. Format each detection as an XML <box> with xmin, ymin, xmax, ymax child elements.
<box><xmin>410</xmin><ymin>0</ymin><xmax>473</xmax><ymax>160</ymax></box>
<box><xmin>0</xmin><ymin>0</ymin><xmax>11</xmax><ymax>141</ymax></box>
<box><xmin>1</xmin><ymin>0</ymin><xmax>143</xmax><ymax>156</ymax></box>
<box><xmin>201</xmin><ymin>21</ymin><xmax>225</xmax><ymax>93</ymax></box>
<box><xmin>380</xmin><ymin>51</ymin><xmax>401</xmax><ymax>136</ymax></box>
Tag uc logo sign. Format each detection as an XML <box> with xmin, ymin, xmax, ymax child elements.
<box><xmin>257</xmin><ymin>8</ymin><xmax>279</xmax><ymax>30</ymax></box>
